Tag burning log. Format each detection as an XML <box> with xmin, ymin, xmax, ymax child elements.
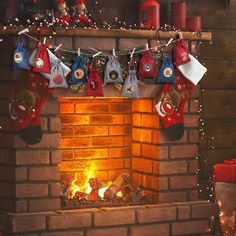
<box><xmin>89</xmin><ymin>189</ymin><xmax>101</xmax><ymax>202</ymax></box>
<box><xmin>104</xmin><ymin>172</ymin><xmax>130</xmax><ymax>200</ymax></box>
<box><xmin>89</xmin><ymin>177</ymin><xmax>102</xmax><ymax>190</ymax></box>
<box><xmin>88</xmin><ymin>177</ymin><xmax>102</xmax><ymax>202</ymax></box>
<box><xmin>121</xmin><ymin>175</ymin><xmax>146</xmax><ymax>203</ymax></box>
<box><xmin>75</xmin><ymin>191</ymin><xmax>88</xmax><ymax>200</ymax></box>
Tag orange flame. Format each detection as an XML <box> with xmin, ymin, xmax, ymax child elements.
<box><xmin>69</xmin><ymin>163</ymin><xmax>118</xmax><ymax>199</ymax></box>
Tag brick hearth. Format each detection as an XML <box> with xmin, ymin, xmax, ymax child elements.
<box><xmin>0</xmin><ymin>33</ymin><xmax>218</xmax><ymax>235</ymax></box>
<box><xmin>0</xmin><ymin>201</ymin><xmax>218</xmax><ymax>236</ymax></box>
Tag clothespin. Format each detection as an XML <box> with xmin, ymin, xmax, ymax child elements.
<box><xmin>166</xmin><ymin>38</ymin><xmax>173</xmax><ymax>47</ymax></box>
<box><xmin>145</xmin><ymin>43</ymin><xmax>149</xmax><ymax>50</ymax></box>
<box><xmin>112</xmin><ymin>49</ymin><xmax>116</xmax><ymax>56</ymax></box>
<box><xmin>18</xmin><ymin>28</ymin><xmax>29</xmax><ymax>35</ymax></box>
<box><xmin>130</xmin><ymin>48</ymin><xmax>136</xmax><ymax>58</ymax></box>
<box><xmin>54</xmin><ymin>44</ymin><xmax>62</xmax><ymax>53</ymax></box>
<box><xmin>92</xmin><ymin>51</ymin><xmax>102</xmax><ymax>58</ymax></box>
<box><xmin>43</xmin><ymin>37</ymin><xmax>47</xmax><ymax>44</ymax></box>
<box><xmin>77</xmin><ymin>48</ymin><xmax>81</xmax><ymax>56</ymax></box>
<box><xmin>178</xmin><ymin>32</ymin><xmax>183</xmax><ymax>39</ymax></box>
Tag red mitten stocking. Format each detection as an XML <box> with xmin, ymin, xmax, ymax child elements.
<box><xmin>155</xmin><ymin>69</ymin><xmax>195</xmax><ymax>140</ymax></box>
<box><xmin>9</xmin><ymin>73</ymin><xmax>53</xmax><ymax>145</ymax></box>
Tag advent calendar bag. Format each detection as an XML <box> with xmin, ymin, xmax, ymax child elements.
<box><xmin>138</xmin><ymin>50</ymin><xmax>157</xmax><ymax>79</ymax></box>
<box><xmin>157</xmin><ymin>56</ymin><xmax>175</xmax><ymax>84</ymax></box>
<box><xmin>174</xmin><ymin>39</ymin><xmax>191</xmax><ymax>67</ymax></box>
<box><xmin>85</xmin><ymin>69</ymin><xmax>103</xmax><ymax>97</ymax></box>
<box><xmin>32</xmin><ymin>43</ymin><xmax>51</xmax><ymax>74</ymax></box>
<box><xmin>104</xmin><ymin>56</ymin><xmax>123</xmax><ymax>84</ymax></box>
<box><xmin>49</xmin><ymin>59</ymin><xmax>68</xmax><ymax>88</ymax></box>
<box><xmin>122</xmin><ymin>69</ymin><xmax>139</xmax><ymax>99</ymax></box>
<box><xmin>69</xmin><ymin>56</ymin><xmax>87</xmax><ymax>84</ymax></box>
<box><xmin>42</xmin><ymin>49</ymin><xmax>70</xmax><ymax>80</ymax></box>
<box><xmin>13</xmin><ymin>39</ymin><xmax>30</xmax><ymax>70</ymax></box>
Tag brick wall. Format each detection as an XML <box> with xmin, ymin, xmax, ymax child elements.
<box><xmin>131</xmin><ymin>94</ymin><xmax>200</xmax><ymax>203</ymax></box>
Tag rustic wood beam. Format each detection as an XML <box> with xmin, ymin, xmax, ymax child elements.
<box><xmin>0</xmin><ymin>26</ymin><xmax>212</xmax><ymax>41</ymax></box>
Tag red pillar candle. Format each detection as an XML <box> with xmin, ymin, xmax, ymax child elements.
<box><xmin>139</xmin><ymin>0</ymin><xmax>160</xmax><ymax>30</ymax></box>
<box><xmin>186</xmin><ymin>16</ymin><xmax>202</xmax><ymax>31</ymax></box>
<box><xmin>171</xmin><ymin>1</ymin><xmax>186</xmax><ymax>29</ymax></box>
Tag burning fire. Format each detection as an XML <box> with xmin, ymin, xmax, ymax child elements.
<box><xmin>69</xmin><ymin>162</ymin><xmax>115</xmax><ymax>200</ymax></box>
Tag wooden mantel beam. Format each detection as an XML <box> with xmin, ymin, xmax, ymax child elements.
<box><xmin>0</xmin><ymin>26</ymin><xmax>212</xmax><ymax>42</ymax></box>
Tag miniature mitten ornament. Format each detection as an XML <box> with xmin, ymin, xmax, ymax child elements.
<box><xmin>156</xmin><ymin>56</ymin><xmax>176</xmax><ymax>84</ymax></box>
<box><xmin>122</xmin><ymin>69</ymin><xmax>139</xmax><ymax>99</ymax></box>
<box><xmin>85</xmin><ymin>68</ymin><xmax>103</xmax><ymax>97</ymax></box>
<box><xmin>73</xmin><ymin>0</ymin><xmax>91</xmax><ymax>24</ymax></box>
<box><xmin>69</xmin><ymin>56</ymin><xmax>87</xmax><ymax>84</ymax></box>
<box><xmin>138</xmin><ymin>50</ymin><xmax>157</xmax><ymax>79</ymax></box>
<box><xmin>155</xmin><ymin>69</ymin><xmax>195</xmax><ymax>140</ymax></box>
<box><xmin>174</xmin><ymin>38</ymin><xmax>191</xmax><ymax>67</ymax></box>
<box><xmin>13</xmin><ymin>38</ymin><xmax>30</xmax><ymax>70</ymax></box>
<box><xmin>32</xmin><ymin>43</ymin><xmax>51</xmax><ymax>74</ymax></box>
<box><xmin>104</xmin><ymin>56</ymin><xmax>123</xmax><ymax>84</ymax></box>
<box><xmin>55</xmin><ymin>0</ymin><xmax>71</xmax><ymax>25</ymax></box>
<box><xmin>9</xmin><ymin>73</ymin><xmax>53</xmax><ymax>145</ymax></box>
<box><xmin>178</xmin><ymin>54</ymin><xmax>207</xmax><ymax>85</ymax></box>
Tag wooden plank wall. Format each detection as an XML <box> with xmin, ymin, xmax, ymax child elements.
<box><xmin>187</xmin><ymin>0</ymin><xmax>236</xmax><ymax>194</ymax></box>
<box><xmin>193</xmin><ymin>0</ymin><xmax>236</xmax><ymax>156</ymax></box>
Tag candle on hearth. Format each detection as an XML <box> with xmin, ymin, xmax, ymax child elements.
<box><xmin>171</xmin><ymin>1</ymin><xmax>186</xmax><ymax>29</ymax></box>
<box><xmin>186</xmin><ymin>16</ymin><xmax>202</xmax><ymax>31</ymax></box>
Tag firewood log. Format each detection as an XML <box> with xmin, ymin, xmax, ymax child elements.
<box><xmin>104</xmin><ymin>172</ymin><xmax>130</xmax><ymax>200</ymax></box>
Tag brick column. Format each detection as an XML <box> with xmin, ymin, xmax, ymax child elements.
<box><xmin>0</xmin><ymin>36</ymin><xmax>61</xmax><ymax>213</ymax></box>
<box><xmin>131</xmin><ymin>92</ymin><xmax>200</xmax><ymax>203</ymax></box>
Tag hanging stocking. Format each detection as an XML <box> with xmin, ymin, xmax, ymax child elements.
<box><xmin>55</xmin><ymin>0</ymin><xmax>71</xmax><ymax>25</ymax></box>
<box><xmin>9</xmin><ymin>73</ymin><xmax>53</xmax><ymax>145</ymax></box>
<box><xmin>73</xmin><ymin>0</ymin><xmax>91</xmax><ymax>24</ymax></box>
<box><xmin>155</xmin><ymin>69</ymin><xmax>195</xmax><ymax>140</ymax></box>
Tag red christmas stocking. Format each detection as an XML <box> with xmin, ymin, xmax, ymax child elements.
<box><xmin>155</xmin><ymin>69</ymin><xmax>195</xmax><ymax>140</ymax></box>
<box><xmin>9</xmin><ymin>72</ymin><xmax>53</xmax><ymax>145</ymax></box>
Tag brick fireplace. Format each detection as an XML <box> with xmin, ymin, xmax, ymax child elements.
<box><xmin>0</xmin><ymin>31</ymin><xmax>218</xmax><ymax>235</ymax></box>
